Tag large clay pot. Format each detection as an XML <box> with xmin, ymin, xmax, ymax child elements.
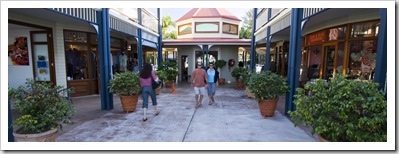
<box><xmin>120</xmin><ymin>95</ymin><xmax>139</xmax><ymax>113</ymax></box>
<box><xmin>258</xmin><ymin>98</ymin><xmax>279</xmax><ymax>117</ymax></box>
<box><xmin>236</xmin><ymin>79</ymin><xmax>245</xmax><ymax>89</ymax></box>
<box><xmin>317</xmin><ymin>135</ymin><xmax>329</xmax><ymax>142</ymax></box>
<box><xmin>13</xmin><ymin>128</ymin><xmax>58</xmax><ymax>142</ymax></box>
<box><xmin>165</xmin><ymin>81</ymin><xmax>173</xmax><ymax>87</ymax></box>
<box><xmin>218</xmin><ymin>78</ymin><xmax>225</xmax><ymax>85</ymax></box>
<box><xmin>155</xmin><ymin>86</ymin><xmax>161</xmax><ymax>95</ymax></box>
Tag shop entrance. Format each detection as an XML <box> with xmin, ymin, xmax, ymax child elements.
<box><xmin>322</xmin><ymin>43</ymin><xmax>337</xmax><ymax>79</ymax></box>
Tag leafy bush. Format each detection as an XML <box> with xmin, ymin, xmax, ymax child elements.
<box><xmin>109</xmin><ymin>71</ymin><xmax>141</xmax><ymax>96</ymax></box>
<box><xmin>240</xmin><ymin>70</ymin><xmax>254</xmax><ymax>87</ymax></box>
<box><xmin>215</xmin><ymin>59</ymin><xmax>227</xmax><ymax>70</ymax></box>
<box><xmin>8</xmin><ymin>79</ymin><xmax>75</xmax><ymax>134</ymax></box>
<box><xmin>247</xmin><ymin>71</ymin><xmax>289</xmax><ymax>100</ymax></box>
<box><xmin>231</xmin><ymin>67</ymin><xmax>248</xmax><ymax>80</ymax></box>
<box><xmin>289</xmin><ymin>74</ymin><xmax>387</xmax><ymax>142</ymax></box>
<box><xmin>157</xmin><ymin>61</ymin><xmax>178</xmax><ymax>82</ymax></box>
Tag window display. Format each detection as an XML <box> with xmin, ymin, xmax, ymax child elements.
<box><xmin>348</xmin><ymin>40</ymin><xmax>377</xmax><ymax>80</ymax></box>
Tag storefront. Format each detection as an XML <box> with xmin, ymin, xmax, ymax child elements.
<box><xmin>302</xmin><ymin>20</ymin><xmax>380</xmax><ymax>84</ymax></box>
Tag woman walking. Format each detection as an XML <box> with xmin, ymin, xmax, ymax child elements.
<box><xmin>206</xmin><ymin>62</ymin><xmax>219</xmax><ymax>105</ymax></box>
<box><xmin>139</xmin><ymin>63</ymin><xmax>161</xmax><ymax>121</ymax></box>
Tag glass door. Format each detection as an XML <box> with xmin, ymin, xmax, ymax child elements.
<box><xmin>30</xmin><ymin>31</ymin><xmax>55</xmax><ymax>84</ymax></box>
<box><xmin>322</xmin><ymin>44</ymin><xmax>337</xmax><ymax>79</ymax></box>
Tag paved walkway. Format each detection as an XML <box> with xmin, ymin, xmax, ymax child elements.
<box><xmin>57</xmin><ymin>83</ymin><xmax>316</xmax><ymax>142</ymax></box>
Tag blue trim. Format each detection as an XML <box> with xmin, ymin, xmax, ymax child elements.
<box><xmin>157</xmin><ymin>8</ymin><xmax>163</xmax><ymax>65</ymax></box>
<box><xmin>374</xmin><ymin>8</ymin><xmax>387</xmax><ymax>91</ymax></box>
<box><xmin>264</xmin><ymin>8</ymin><xmax>272</xmax><ymax>71</ymax></box>
<box><xmin>46</xmin><ymin>8</ymin><xmax>97</xmax><ymax>24</ymax></box>
<box><xmin>142</xmin><ymin>40</ymin><xmax>157</xmax><ymax>49</ymax></box>
<box><xmin>8</xmin><ymin>100</ymin><xmax>14</xmax><ymax>142</ymax></box>
<box><xmin>98</xmin><ymin>8</ymin><xmax>113</xmax><ymax>110</ymax></box>
<box><xmin>285</xmin><ymin>8</ymin><xmax>303</xmax><ymax>115</ymax></box>
<box><xmin>250</xmin><ymin>8</ymin><xmax>257</xmax><ymax>71</ymax></box>
<box><xmin>138</xmin><ymin>8</ymin><xmax>143</xmax><ymax>70</ymax></box>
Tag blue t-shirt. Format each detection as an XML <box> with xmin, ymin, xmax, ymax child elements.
<box><xmin>207</xmin><ymin>69</ymin><xmax>216</xmax><ymax>83</ymax></box>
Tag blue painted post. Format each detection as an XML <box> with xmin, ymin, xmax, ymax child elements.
<box><xmin>8</xmin><ymin>100</ymin><xmax>14</xmax><ymax>142</ymax></box>
<box><xmin>264</xmin><ymin>8</ymin><xmax>272</xmax><ymax>71</ymax></box>
<box><xmin>157</xmin><ymin>8</ymin><xmax>163</xmax><ymax>65</ymax></box>
<box><xmin>373</xmin><ymin>8</ymin><xmax>387</xmax><ymax>91</ymax></box>
<box><xmin>206</xmin><ymin>45</ymin><xmax>209</xmax><ymax>66</ymax></box>
<box><xmin>98</xmin><ymin>8</ymin><xmax>113</xmax><ymax>110</ymax></box>
<box><xmin>285</xmin><ymin>8</ymin><xmax>303</xmax><ymax>115</ymax></box>
<box><xmin>250</xmin><ymin>8</ymin><xmax>257</xmax><ymax>71</ymax></box>
<box><xmin>137</xmin><ymin>8</ymin><xmax>143</xmax><ymax>70</ymax></box>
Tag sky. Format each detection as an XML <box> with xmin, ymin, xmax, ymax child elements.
<box><xmin>160</xmin><ymin>8</ymin><xmax>251</xmax><ymax>28</ymax></box>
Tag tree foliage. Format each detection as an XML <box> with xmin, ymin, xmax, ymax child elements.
<box><xmin>162</xmin><ymin>14</ymin><xmax>177</xmax><ymax>40</ymax></box>
<box><xmin>239</xmin><ymin>9</ymin><xmax>252</xmax><ymax>39</ymax></box>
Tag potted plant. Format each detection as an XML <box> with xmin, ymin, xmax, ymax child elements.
<box><xmin>8</xmin><ymin>78</ymin><xmax>75</xmax><ymax>142</ymax></box>
<box><xmin>215</xmin><ymin>59</ymin><xmax>227</xmax><ymax>85</ymax></box>
<box><xmin>157</xmin><ymin>61</ymin><xmax>178</xmax><ymax>87</ymax></box>
<box><xmin>231</xmin><ymin>67</ymin><xmax>248</xmax><ymax>89</ymax></box>
<box><xmin>109</xmin><ymin>71</ymin><xmax>141</xmax><ymax>113</ymax></box>
<box><xmin>289</xmin><ymin>74</ymin><xmax>387</xmax><ymax>142</ymax></box>
<box><xmin>240</xmin><ymin>70</ymin><xmax>255</xmax><ymax>98</ymax></box>
<box><xmin>154</xmin><ymin>70</ymin><xmax>165</xmax><ymax>95</ymax></box>
<box><xmin>248</xmin><ymin>71</ymin><xmax>289</xmax><ymax>117</ymax></box>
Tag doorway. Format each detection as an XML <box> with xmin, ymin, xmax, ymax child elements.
<box><xmin>181</xmin><ymin>55</ymin><xmax>188</xmax><ymax>82</ymax></box>
<box><xmin>322</xmin><ymin>43</ymin><xmax>337</xmax><ymax>79</ymax></box>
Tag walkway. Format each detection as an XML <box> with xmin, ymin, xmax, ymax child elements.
<box><xmin>57</xmin><ymin>83</ymin><xmax>316</xmax><ymax>142</ymax></box>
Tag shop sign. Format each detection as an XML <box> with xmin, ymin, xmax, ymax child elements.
<box><xmin>306</xmin><ymin>31</ymin><xmax>325</xmax><ymax>46</ymax></box>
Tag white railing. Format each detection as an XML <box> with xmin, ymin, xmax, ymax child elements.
<box><xmin>49</xmin><ymin>8</ymin><xmax>98</xmax><ymax>23</ymax></box>
<box><xmin>142</xmin><ymin>8</ymin><xmax>158</xmax><ymax>33</ymax></box>
<box><xmin>303</xmin><ymin>8</ymin><xmax>326</xmax><ymax>19</ymax></box>
<box><xmin>255</xmin><ymin>8</ymin><xmax>269</xmax><ymax>31</ymax></box>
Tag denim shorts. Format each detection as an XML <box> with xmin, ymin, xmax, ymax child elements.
<box><xmin>207</xmin><ymin>83</ymin><xmax>216</xmax><ymax>96</ymax></box>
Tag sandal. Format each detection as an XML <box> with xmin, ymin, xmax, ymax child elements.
<box><xmin>155</xmin><ymin>109</ymin><xmax>161</xmax><ymax>116</ymax></box>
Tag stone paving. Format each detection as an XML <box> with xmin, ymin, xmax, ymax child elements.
<box><xmin>57</xmin><ymin>83</ymin><xmax>316</xmax><ymax>142</ymax></box>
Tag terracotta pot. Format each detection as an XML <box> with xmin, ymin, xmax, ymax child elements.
<box><xmin>13</xmin><ymin>128</ymin><xmax>58</xmax><ymax>142</ymax></box>
<box><xmin>236</xmin><ymin>79</ymin><xmax>245</xmax><ymax>89</ymax></box>
<box><xmin>246</xmin><ymin>87</ymin><xmax>255</xmax><ymax>98</ymax></box>
<box><xmin>218</xmin><ymin>78</ymin><xmax>225</xmax><ymax>85</ymax></box>
<box><xmin>155</xmin><ymin>86</ymin><xmax>161</xmax><ymax>95</ymax></box>
<box><xmin>165</xmin><ymin>81</ymin><xmax>173</xmax><ymax>87</ymax></box>
<box><xmin>317</xmin><ymin>135</ymin><xmax>329</xmax><ymax>142</ymax></box>
<box><xmin>120</xmin><ymin>95</ymin><xmax>139</xmax><ymax>113</ymax></box>
<box><xmin>258</xmin><ymin>98</ymin><xmax>279</xmax><ymax>117</ymax></box>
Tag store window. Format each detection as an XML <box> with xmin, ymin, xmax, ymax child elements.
<box><xmin>348</xmin><ymin>40</ymin><xmax>378</xmax><ymax>80</ymax></box>
<box><xmin>351</xmin><ymin>21</ymin><xmax>379</xmax><ymax>38</ymax></box>
<box><xmin>178</xmin><ymin>23</ymin><xmax>192</xmax><ymax>35</ymax></box>
<box><xmin>222</xmin><ymin>22</ymin><xmax>238</xmax><ymax>35</ymax></box>
<box><xmin>328</xmin><ymin>26</ymin><xmax>346</xmax><ymax>41</ymax></box>
<box><xmin>64</xmin><ymin>31</ymin><xmax>89</xmax><ymax>80</ymax></box>
<box><xmin>64</xmin><ymin>31</ymin><xmax>87</xmax><ymax>43</ymax></box>
<box><xmin>195</xmin><ymin>22</ymin><xmax>219</xmax><ymax>33</ymax></box>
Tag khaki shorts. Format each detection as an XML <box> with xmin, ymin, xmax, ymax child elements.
<box><xmin>194</xmin><ymin>87</ymin><xmax>207</xmax><ymax>95</ymax></box>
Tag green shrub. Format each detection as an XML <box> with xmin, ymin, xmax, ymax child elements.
<box><xmin>289</xmin><ymin>74</ymin><xmax>387</xmax><ymax>142</ymax></box>
<box><xmin>215</xmin><ymin>59</ymin><xmax>227</xmax><ymax>70</ymax></box>
<box><xmin>157</xmin><ymin>61</ymin><xmax>178</xmax><ymax>82</ymax></box>
<box><xmin>109</xmin><ymin>71</ymin><xmax>141</xmax><ymax>96</ymax></box>
<box><xmin>247</xmin><ymin>71</ymin><xmax>289</xmax><ymax>100</ymax></box>
<box><xmin>231</xmin><ymin>67</ymin><xmax>248</xmax><ymax>80</ymax></box>
<box><xmin>8</xmin><ymin>79</ymin><xmax>75</xmax><ymax>134</ymax></box>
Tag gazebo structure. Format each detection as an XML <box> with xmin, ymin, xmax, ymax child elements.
<box><xmin>163</xmin><ymin>8</ymin><xmax>251</xmax><ymax>83</ymax></box>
